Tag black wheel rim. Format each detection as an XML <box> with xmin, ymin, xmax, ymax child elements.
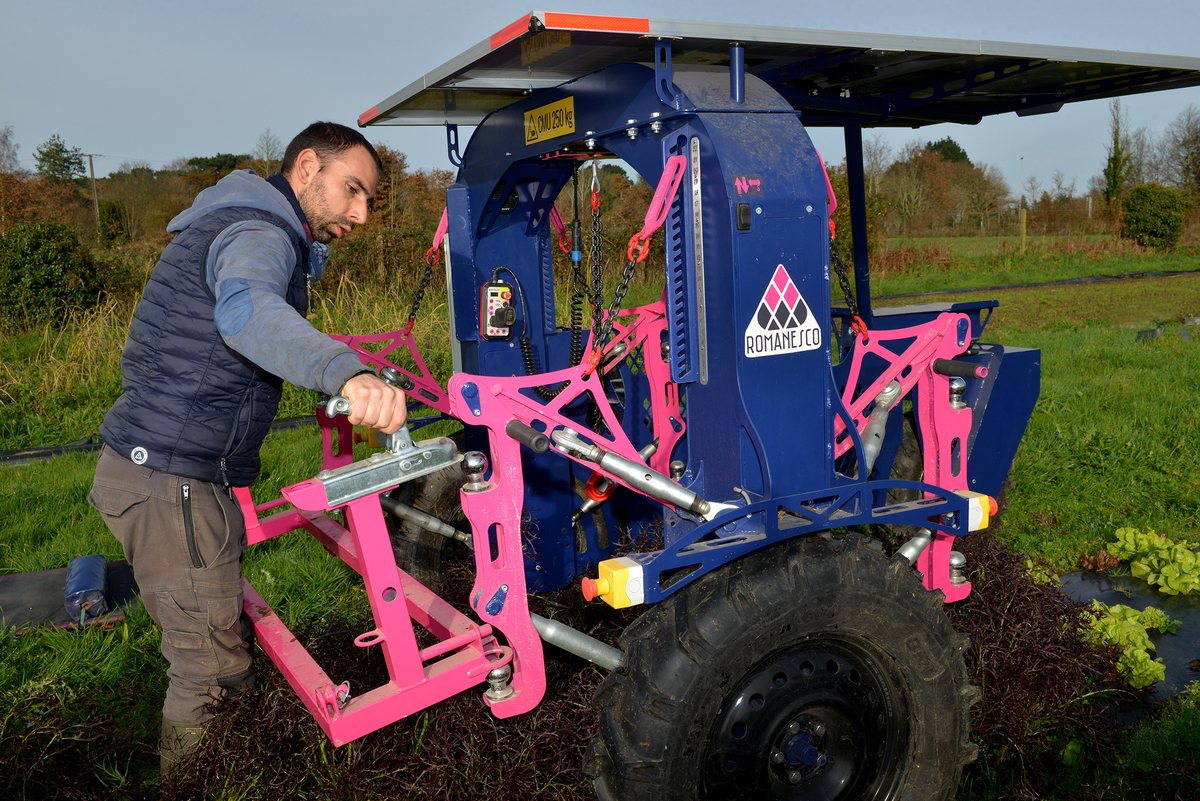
<box><xmin>704</xmin><ymin>636</ymin><xmax>910</xmax><ymax>801</ymax></box>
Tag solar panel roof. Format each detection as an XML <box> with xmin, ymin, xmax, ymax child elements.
<box><xmin>360</xmin><ymin>11</ymin><xmax>1200</xmax><ymax>130</ymax></box>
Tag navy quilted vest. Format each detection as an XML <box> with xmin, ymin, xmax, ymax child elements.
<box><xmin>99</xmin><ymin>207</ymin><xmax>308</xmax><ymax>486</ymax></box>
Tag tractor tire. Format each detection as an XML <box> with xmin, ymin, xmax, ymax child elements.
<box><xmin>585</xmin><ymin>532</ymin><xmax>979</xmax><ymax>801</ymax></box>
<box><xmin>383</xmin><ymin>432</ymin><xmax>469</xmax><ymax>592</ymax></box>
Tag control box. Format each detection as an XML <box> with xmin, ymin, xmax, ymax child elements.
<box><xmin>480</xmin><ymin>281</ymin><xmax>515</xmax><ymax>340</ymax></box>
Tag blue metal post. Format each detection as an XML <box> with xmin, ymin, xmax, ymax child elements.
<box><xmin>730</xmin><ymin>43</ymin><xmax>745</xmax><ymax>105</ymax></box>
<box><xmin>843</xmin><ymin>124</ymin><xmax>872</xmax><ymax>324</ymax></box>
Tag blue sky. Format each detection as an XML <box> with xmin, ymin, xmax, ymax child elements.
<box><xmin>3</xmin><ymin>0</ymin><xmax>1198</xmax><ymax>200</ymax></box>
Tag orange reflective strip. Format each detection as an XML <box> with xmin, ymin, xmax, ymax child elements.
<box><xmin>541</xmin><ymin>12</ymin><xmax>650</xmax><ymax>33</ymax></box>
<box><xmin>490</xmin><ymin>14</ymin><xmax>532</xmax><ymax>49</ymax></box>
<box><xmin>358</xmin><ymin>106</ymin><xmax>379</xmax><ymax>126</ymax></box>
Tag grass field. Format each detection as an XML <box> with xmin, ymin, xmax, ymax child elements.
<box><xmin>2</xmin><ymin>240</ymin><xmax>1199</xmax><ymax>799</ymax></box>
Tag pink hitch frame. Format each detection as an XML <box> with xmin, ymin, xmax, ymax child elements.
<box><xmin>834</xmin><ymin>312</ymin><xmax>976</xmax><ymax>602</ymax></box>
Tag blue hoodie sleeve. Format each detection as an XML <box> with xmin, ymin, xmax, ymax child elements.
<box><xmin>205</xmin><ymin>221</ymin><xmax>365</xmax><ymax>394</ymax></box>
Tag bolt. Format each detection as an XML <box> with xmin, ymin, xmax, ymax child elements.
<box><xmin>812</xmin><ymin>722</ymin><xmax>826</xmax><ymax>738</ymax></box>
<box><xmin>788</xmin><ymin>770</ymin><xmax>803</xmax><ymax>784</ymax></box>
<box><xmin>787</xmin><ymin>721</ymin><xmax>800</xmax><ymax>735</ymax></box>
<box><xmin>626</xmin><ymin>120</ymin><xmax>638</xmax><ymax>140</ymax></box>
<box><xmin>650</xmin><ymin>112</ymin><xmax>663</xmax><ymax>133</ymax></box>
<box><xmin>771</xmin><ymin>750</ymin><xmax>784</xmax><ymax>764</ymax></box>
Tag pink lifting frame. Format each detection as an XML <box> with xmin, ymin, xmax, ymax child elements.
<box><xmin>237</xmin><ymin>403</ymin><xmax>530</xmax><ymax>747</ymax></box>
<box><xmin>329</xmin><ymin>328</ymin><xmax>452</xmax><ymax>416</ymax></box>
<box><xmin>834</xmin><ymin>312</ymin><xmax>975</xmax><ymax>602</ymax></box>
<box><xmin>448</xmin><ymin>297</ymin><xmax>684</xmax><ymax>547</ymax></box>
<box><xmin>231</xmin><ymin>164</ymin><xmax>689</xmax><ymax>746</ymax></box>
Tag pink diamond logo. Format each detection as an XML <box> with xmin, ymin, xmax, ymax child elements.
<box><xmin>782</xmin><ymin>283</ymin><xmax>800</xmax><ymax>310</ymax></box>
<box><xmin>765</xmin><ymin>286</ymin><xmax>781</xmax><ymax>309</ymax></box>
<box><xmin>772</xmin><ymin>266</ymin><xmax>789</xmax><ymax>291</ymax></box>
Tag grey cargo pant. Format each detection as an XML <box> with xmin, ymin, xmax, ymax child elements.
<box><xmin>89</xmin><ymin>445</ymin><xmax>255</xmax><ymax>725</ymax></box>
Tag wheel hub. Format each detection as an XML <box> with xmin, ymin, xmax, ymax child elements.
<box><xmin>705</xmin><ymin>638</ymin><xmax>907</xmax><ymax>800</ymax></box>
<box><xmin>782</xmin><ymin>722</ymin><xmax>825</xmax><ymax>769</ymax></box>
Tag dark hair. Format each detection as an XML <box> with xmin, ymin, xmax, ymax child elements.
<box><xmin>281</xmin><ymin>121</ymin><xmax>382</xmax><ymax>176</ymax></box>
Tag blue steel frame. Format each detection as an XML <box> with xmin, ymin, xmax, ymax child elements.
<box><xmin>439</xmin><ymin>47</ymin><xmax>1038</xmax><ymax>598</ymax></box>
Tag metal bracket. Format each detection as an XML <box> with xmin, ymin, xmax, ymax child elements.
<box><xmin>654</xmin><ymin>39</ymin><xmax>681</xmax><ymax>110</ymax></box>
<box><xmin>446</xmin><ymin>123</ymin><xmax>462</xmax><ymax>168</ymax></box>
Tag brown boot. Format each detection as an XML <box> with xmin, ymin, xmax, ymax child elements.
<box><xmin>160</xmin><ymin>717</ymin><xmax>206</xmax><ymax>776</ymax></box>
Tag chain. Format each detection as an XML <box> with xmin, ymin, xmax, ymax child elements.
<box><xmin>829</xmin><ymin>230</ymin><xmax>870</xmax><ymax>342</ymax></box>
<box><xmin>594</xmin><ymin>254</ymin><xmax>638</xmax><ymax>350</ymax></box>
<box><xmin>403</xmin><ymin>248</ymin><xmax>436</xmax><ymax>335</ymax></box>
<box><xmin>829</xmin><ymin>235</ymin><xmax>859</xmax><ymax>321</ymax></box>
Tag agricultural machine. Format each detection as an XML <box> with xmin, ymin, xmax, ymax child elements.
<box><xmin>232</xmin><ymin>13</ymin><xmax>1200</xmax><ymax>800</ymax></box>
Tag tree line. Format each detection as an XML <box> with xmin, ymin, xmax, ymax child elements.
<box><xmin>0</xmin><ymin>126</ymin><xmax>456</xmax><ymax>248</ymax></box>
<box><xmin>3</xmin><ymin>100</ymin><xmax>1198</xmax><ymax>262</ymax></box>
<box><xmin>830</xmin><ymin>99</ymin><xmax>1200</xmax><ymax>241</ymax></box>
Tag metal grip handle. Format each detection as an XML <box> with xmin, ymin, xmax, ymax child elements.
<box><xmin>506</xmin><ymin>420</ymin><xmax>550</xmax><ymax>453</ymax></box>
<box><xmin>932</xmin><ymin>359</ymin><xmax>988</xmax><ymax>380</ymax></box>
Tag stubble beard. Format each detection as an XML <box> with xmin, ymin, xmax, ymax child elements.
<box><xmin>298</xmin><ymin>174</ymin><xmax>351</xmax><ymax>245</ymax></box>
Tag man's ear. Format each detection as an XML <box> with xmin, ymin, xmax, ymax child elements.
<box><xmin>290</xmin><ymin>148</ymin><xmax>321</xmax><ymax>191</ymax></box>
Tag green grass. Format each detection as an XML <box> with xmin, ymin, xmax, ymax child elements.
<box><xmin>3</xmin><ymin>241</ymin><xmax>1200</xmax><ymax>798</ymax></box>
<box><xmin>875</xmin><ymin>275</ymin><xmax>1200</xmax><ymax>571</ymax></box>
<box><xmin>885</xmin><ymin>233</ymin><xmax>1113</xmax><ymax>258</ymax></box>
<box><xmin>1001</xmin><ymin>319</ymin><xmax>1200</xmax><ymax>567</ymax></box>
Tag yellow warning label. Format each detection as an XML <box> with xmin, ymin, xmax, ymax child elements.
<box><xmin>521</xmin><ymin>31</ymin><xmax>571</xmax><ymax>66</ymax></box>
<box><xmin>525</xmin><ymin>96</ymin><xmax>575</xmax><ymax>146</ymax></box>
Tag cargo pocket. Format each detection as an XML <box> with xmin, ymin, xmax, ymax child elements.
<box><xmin>156</xmin><ymin>591</ymin><xmax>219</xmax><ymax>678</ymax></box>
<box><xmin>206</xmin><ymin>594</ymin><xmax>253</xmax><ymax>682</ymax></box>
<box><xmin>88</xmin><ymin>485</ymin><xmax>152</xmax><ymax>521</ymax></box>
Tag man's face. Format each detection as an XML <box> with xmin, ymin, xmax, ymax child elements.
<box><xmin>297</xmin><ymin>145</ymin><xmax>379</xmax><ymax>244</ymax></box>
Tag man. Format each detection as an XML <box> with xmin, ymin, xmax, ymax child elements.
<box><xmin>88</xmin><ymin>121</ymin><xmax>406</xmax><ymax>772</ymax></box>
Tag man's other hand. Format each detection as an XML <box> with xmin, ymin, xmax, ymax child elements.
<box><xmin>340</xmin><ymin>373</ymin><xmax>407</xmax><ymax>434</ymax></box>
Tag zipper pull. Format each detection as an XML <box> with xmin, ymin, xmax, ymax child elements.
<box><xmin>219</xmin><ymin>457</ymin><xmax>232</xmax><ymax>498</ymax></box>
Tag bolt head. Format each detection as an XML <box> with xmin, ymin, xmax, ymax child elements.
<box><xmin>787</xmin><ymin>721</ymin><xmax>800</xmax><ymax>735</ymax></box>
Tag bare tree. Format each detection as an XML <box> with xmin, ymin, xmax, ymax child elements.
<box><xmin>879</xmin><ymin>141</ymin><xmax>933</xmax><ymax>232</ymax></box>
<box><xmin>1050</xmin><ymin>171</ymin><xmax>1077</xmax><ymax>202</ymax></box>
<box><xmin>1159</xmin><ymin>104</ymin><xmax>1200</xmax><ymax>198</ymax></box>
<box><xmin>962</xmin><ymin>163</ymin><xmax>1010</xmax><ymax>229</ymax></box>
<box><xmin>863</xmin><ymin>132</ymin><xmax>893</xmax><ymax>195</ymax></box>
<box><xmin>164</xmin><ymin>156</ymin><xmax>194</xmax><ymax>173</ymax></box>
<box><xmin>250</xmin><ymin>128</ymin><xmax>284</xmax><ymax>177</ymax></box>
<box><xmin>105</xmin><ymin>160</ymin><xmax>158</xmax><ymax>241</ymax></box>
<box><xmin>0</xmin><ymin>124</ymin><xmax>21</xmax><ymax>174</ymax></box>
<box><xmin>1022</xmin><ymin>174</ymin><xmax>1041</xmax><ymax>209</ymax></box>
<box><xmin>1126</xmin><ymin>126</ymin><xmax>1161</xmax><ymax>185</ymax></box>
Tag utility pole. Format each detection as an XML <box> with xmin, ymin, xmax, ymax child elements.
<box><xmin>86</xmin><ymin>154</ymin><xmax>100</xmax><ymax>232</ymax></box>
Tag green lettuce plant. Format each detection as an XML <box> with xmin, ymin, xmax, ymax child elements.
<box><xmin>1086</xmin><ymin>601</ymin><xmax>1180</xmax><ymax>688</ymax></box>
<box><xmin>1110</xmin><ymin>527</ymin><xmax>1200</xmax><ymax>596</ymax></box>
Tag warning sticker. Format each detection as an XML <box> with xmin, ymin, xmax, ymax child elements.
<box><xmin>524</xmin><ymin>96</ymin><xmax>575</xmax><ymax>145</ymax></box>
<box><xmin>744</xmin><ymin>265</ymin><xmax>822</xmax><ymax>358</ymax></box>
